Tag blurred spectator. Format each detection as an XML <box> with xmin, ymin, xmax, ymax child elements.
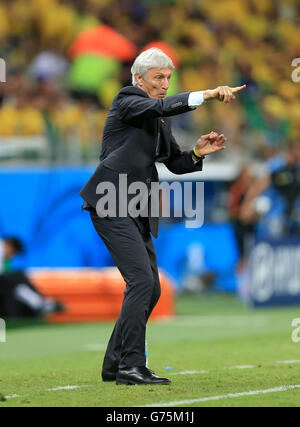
<box><xmin>0</xmin><ymin>84</ymin><xmax>45</xmax><ymax>136</ymax></box>
<box><xmin>28</xmin><ymin>48</ymin><xmax>69</xmax><ymax>83</ymax></box>
<box><xmin>228</xmin><ymin>165</ymin><xmax>256</xmax><ymax>265</ymax></box>
<box><xmin>183</xmin><ymin>242</ymin><xmax>216</xmax><ymax>293</ymax></box>
<box><xmin>240</xmin><ymin>142</ymin><xmax>300</xmax><ymax>237</ymax></box>
<box><xmin>55</xmin><ymin>96</ymin><xmax>107</xmax><ymax>162</ymax></box>
<box><xmin>0</xmin><ymin>0</ymin><xmax>299</xmax><ymax>162</ymax></box>
<box><xmin>0</xmin><ymin>236</ymin><xmax>64</xmax><ymax>318</ymax></box>
<box><xmin>0</xmin><ymin>237</ymin><xmax>23</xmax><ymax>273</ymax></box>
<box><xmin>0</xmin><ymin>4</ymin><xmax>9</xmax><ymax>45</ymax></box>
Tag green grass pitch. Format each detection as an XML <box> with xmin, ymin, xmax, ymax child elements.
<box><xmin>1</xmin><ymin>293</ymin><xmax>300</xmax><ymax>407</ymax></box>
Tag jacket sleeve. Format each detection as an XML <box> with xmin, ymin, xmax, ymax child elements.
<box><xmin>163</xmin><ymin>132</ymin><xmax>203</xmax><ymax>175</ymax></box>
<box><xmin>117</xmin><ymin>91</ymin><xmax>193</xmax><ymax>122</ymax></box>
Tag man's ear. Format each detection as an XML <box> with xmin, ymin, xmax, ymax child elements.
<box><xmin>136</xmin><ymin>73</ymin><xmax>144</xmax><ymax>87</ymax></box>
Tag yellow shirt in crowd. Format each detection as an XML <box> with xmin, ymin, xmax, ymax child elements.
<box><xmin>0</xmin><ymin>106</ymin><xmax>45</xmax><ymax>137</ymax></box>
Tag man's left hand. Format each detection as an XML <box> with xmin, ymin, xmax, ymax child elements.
<box><xmin>195</xmin><ymin>132</ymin><xmax>227</xmax><ymax>157</ymax></box>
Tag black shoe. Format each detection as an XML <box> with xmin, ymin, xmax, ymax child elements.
<box><xmin>116</xmin><ymin>366</ymin><xmax>171</xmax><ymax>385</ymax></box>
<box><xmin>102</xmin><ymin>371</ymin><xmax>117</xmax><ymax>382</ymax></box>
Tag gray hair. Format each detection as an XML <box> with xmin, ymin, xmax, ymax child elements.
<box><xmin>131</xmin><ymin>48</ymin><xmax>175</xmax><ymax>87</ymax></box>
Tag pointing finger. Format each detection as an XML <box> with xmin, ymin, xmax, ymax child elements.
<box><xmin>231</xmin><ymin>84</ymin><xmax>247</xmax><ymax>93</ymax></box>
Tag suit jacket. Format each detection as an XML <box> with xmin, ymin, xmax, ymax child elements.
<box><xmin>80</xmin><ymin>86</ymin><xmax>203</xmax><ymax>237</ymax></box>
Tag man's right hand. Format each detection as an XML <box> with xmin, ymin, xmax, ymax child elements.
<box><xmin>204</xmin><ymin>84</ymin><xmax>246</xmax><ymax>103</ymax></box>
<box><xmin>194</xmin><ymin>131</ymin><xmax>227</xmax><ymax>157</ymax></box>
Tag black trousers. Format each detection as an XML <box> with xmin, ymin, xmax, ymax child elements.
<box><xmin>90</xmin><ymin>209</ymin><xmax>161</xmax><ymax>370</ymax></box>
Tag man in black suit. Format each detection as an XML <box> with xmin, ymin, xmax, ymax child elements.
<box><xmin>80</xmin><ymin>48</ymin><xmax>246</xmax><ymax>385</ymax></box>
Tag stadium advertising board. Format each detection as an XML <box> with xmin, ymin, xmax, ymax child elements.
<box><xmin>248</xmin><ymin>238</ymin><xmax>300</xmax><ymax>307</ymax></box>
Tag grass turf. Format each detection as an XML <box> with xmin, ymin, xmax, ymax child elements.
<box><xmin>0</xmin><ymin>293</ymin><xmax>300</xmax><ymax>407</ymax></box>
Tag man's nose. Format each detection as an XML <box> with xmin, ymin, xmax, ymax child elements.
<box><xmin>162</xmin><ymin>79</ymin><xmax>170</xmax><ymax>90</ymax></box>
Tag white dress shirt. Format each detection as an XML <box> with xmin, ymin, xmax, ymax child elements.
<box><xmin>187</xmin><ymin>91</ymin><xmax>205</xmax><ymax>163</ymax></box>
<box><xmin>188</xmin><ymin>91</ymin><xmax>205</xmax><ymax>107</ymax></box>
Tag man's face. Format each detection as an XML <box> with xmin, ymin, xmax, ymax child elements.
<box><xmin>136</xmin><ymin>68</ymin><xmax>172</xmax><ymax>99</ymax></box>
<box><xmin>3</xmin><ymin>242</ymin><xmax>16</xmax><ymax>259</ymax></box>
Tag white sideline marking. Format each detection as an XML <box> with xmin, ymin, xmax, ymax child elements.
<box><xmin>143</xmin><ymin>385</ymin><xmax>300</xmax><ymax>407</ymax></box>
<box><xmin>169</xmin><ymin>366</ymin><xmax>256</xmax><ymax>376</ymax></box>
<box><xmin>169</xmin><ymin>359</ymin><xmax>300</xmax><ymax>376</ymax></box>
<box><xmin>46</xmin><ymin>385</ymin><xmax>92</xmax><ymax>392</ymax></box>
<box><xmin>160</xmin><ymin>315</ymin><xmax>269</xmax><ymax>328</ymax></box>
<box><xmin>83</xmin><ymin>343</ymin><xmax>106</xmax><ymax>352</ymax></box>
<box><xmin>4</xmin><ymin>394</ymin><xmax>23</xmax><ymax>400</ymax></box>
<box><xmin>225</xmin><ymin>365</ymin><xmax>257</xmax><ymax>370</ymax></box>
<box><xmin>170</xmin><ymin>370</ymin><xmax>208</xmax><ymax>376</ymax></box>
<box><xmin>4</xmin><ymin>385</ymin><xmax>92</xmax><ymax>400</ymax></box>
<box><xmin>161</xmin><ymin>315</ymin><xmax>267</xmax><ymax>323</ymax></box>
<box><xmin>3</xmin><ymin>359</ymin><xmax>300</xmax><ymax>402</ymax></box>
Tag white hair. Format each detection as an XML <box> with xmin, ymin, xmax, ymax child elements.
<box><xmin>131</xmin><ymin>47</ymin><xmax>175</xmax><ymax>87</ymax></box>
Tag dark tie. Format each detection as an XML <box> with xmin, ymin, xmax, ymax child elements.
<box><xmin>155</xmin><ymin>119</ymin><xmax>161</xmax><ymax>158</ymax></box>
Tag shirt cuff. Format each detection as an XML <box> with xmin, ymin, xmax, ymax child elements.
<box><xmin>191</xmin><ymin>152</ymin><xmax>203</xmax><ymax>164</ymax></box>
<box><xmin>192</xmin><ymin>155</ymin><xmax>201</xmax><ymax>164</ymax></box>
<box><xmin>188</xmin><ymin>91</ymin><xmax>205</xmax><ymax>107</ymax></box>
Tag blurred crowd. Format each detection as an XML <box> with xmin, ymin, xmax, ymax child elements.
<box><xmin>228</xmin><ymin>142</ymin><xmax>300</xmax><ymax>264</ymax></box>
<box><xmin>0</xmin><ymin>0</ymin><xmax>299</xmax><ymax>163</ymax></box>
